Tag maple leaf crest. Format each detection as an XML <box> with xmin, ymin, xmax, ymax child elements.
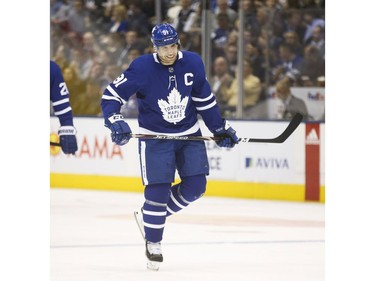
<box><xmin>158</xmin><ymin>88</ymin><xmax>189</xmax><ymax>124</ymax></box>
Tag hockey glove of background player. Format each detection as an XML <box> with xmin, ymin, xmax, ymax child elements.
<box><xmin>105</xmin><ymin>113</ymin><xmax>132</xmax><ymax>146</ymax></box>
<box><xmin>58</xmin><ymin>126</ymin><xmax>78</xmax><ymax>155</ymax></box>
<box><xmin>213</xmin><ymin>119</ymin><xmax>239</xmax><ymax>148</ymax></box>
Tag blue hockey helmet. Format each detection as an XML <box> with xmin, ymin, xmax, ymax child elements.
<box><xmin>151</xmin><ymin>23</ymin><xmax>179</xmax><ymax>47</ymax></box>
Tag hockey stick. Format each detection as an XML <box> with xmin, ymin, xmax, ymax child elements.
<box><xmin>131</xmin><ymin>113</ymin><xmax>303</xmax><ymax>143</ymax></box>
<box><xmin>50</xmin><ymin>113</ymin><xmax>303</xmax><ymax>146</ymax></box>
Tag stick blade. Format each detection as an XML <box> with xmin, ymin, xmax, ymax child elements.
<box><xmin>248</xmin><ymin>113</ymin><xmax>303</xmax><ymax>143</ymax></box>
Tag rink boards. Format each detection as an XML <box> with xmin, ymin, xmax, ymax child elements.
<box><xmin>50</xmin><ymin>117</ymin><xmax>325</xmax><ymax>202</ymax></box>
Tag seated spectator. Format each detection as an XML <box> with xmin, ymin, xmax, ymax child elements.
<box><xmin>82</xmin><ymin>31</ymin><xmax>101</xmax><ymax>56</ymax></box>
<box><xmin>109</xmin><ymin>4</ymin><xmax>129</xmax><ymax>34</ymax></box>
<box><xmin>223</xmin><ymin>43</ymin><xmax>238</xmax><ymax>77</ymax></box>
<box><xmin>307</xmin><ymin>25</ymin><xmax>325</xmax><ymax>59</ymax></box>
<box><xmin>274</xmin><ymin>78</ymin><xmax>308</xmax><ymax>120</ymax></box>
<box><xmin>298</xmin><ymin>45</ymin><xmax>325</xmax><ymax>87</ymax></box>
<box><xmin>284</xmin><ymin>9</ymin><xmax>306</xmax><ymax>44</ymax></box>
<box><xmin>302</xmin><ymin>9</ymin><xmax>325</xmax><ymax>44</ymax></box>
<box><xmin>116</xmin><ymin>30</ymin><xmax>146</xmax><ymax>68</ymax></box>
<box><xmin>127</xmin><ymin>1</ymin><xmax>151</xmax><ymax>37</ymax></box>
<box><xmin>245</xmin><ymin>43</ymin><xmax>266</xmax><ymax>83</ymax></box>
<box><xmin>211</xmin><ymin>12</ymin><xmax>232</xmax><ymax>50</ymax></box>
<box><xmin>210</xmin><ymin>56</ymin><xmax>234</xmax><ymax>116</ymax></box>
<box><xmin>271</xmin><ymin>42</ymin><xmax>304</xmax><ymax>84</ymax></box>
<box><xmin>283</xmin><ymin>31</ymin><xmax>303</xmax><ymax>57</ymax></box>
<box><xmin>171</xmin><ymin>0</ymin><xmax>197</xmax><ymax>33</ymax></box>
<box><xmin>213</xmin><ymin>0</ymin><xmax>237</xmax><ymax>29</ymax></box>
<box><xmin>222</xmin><ymin>60</ymin><xmax>262</xmax><ymax>117</ymax></box>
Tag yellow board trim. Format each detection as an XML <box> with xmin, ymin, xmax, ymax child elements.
<box><xmin>50</xmin><ymin>173</ymin><xmax>325</xmax><ymax>203</ymax></box>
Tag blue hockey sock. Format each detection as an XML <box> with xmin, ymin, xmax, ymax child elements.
<box><xmin>166</xmin><ymin>174</ymin><xmax>207</xmax><ymax>216</ymax></box>
<box><xmin>143</xmin><ymin>183</ymin><xmax>171</xmax><ymax>243</ymax></box>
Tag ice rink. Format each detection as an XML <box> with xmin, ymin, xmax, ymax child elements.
<box><xmin>50</xmin><ymin>188</ymin><xmax>324</xmax><ymax>281</ymax></box>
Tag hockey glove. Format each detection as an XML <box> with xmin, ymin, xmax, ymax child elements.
<box><xmin>58</xmin><ymin>126</ymin><xmax>78</xmax><ymax>155</ymax></box>
<box><xmin>213</xmin><ymin>119</ymin><xmax>239</xmax><ymax>148</ymax></box>
<box><xmin>105</xmin><ymin>113</ymin><xmax>132</xmax><ymax>146</ymax></box>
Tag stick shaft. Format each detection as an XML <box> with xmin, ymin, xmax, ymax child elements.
<box><xmin>50</xmin><ymin>113</ymin><xmax>303</xmax><ymax>146</ymax></box>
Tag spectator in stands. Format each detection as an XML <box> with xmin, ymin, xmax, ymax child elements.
<box><xmin>274</xmin><ymin>78</ymin><xmax>308</xmax><ymax>120</ymax></box>
<box><xmin>87</xmin><ymin>61</ymin><xmax>109</xmax><ymax>92</ymax></box>
<box><xmin>69</xmin><ymin>48</ymin><xmax>94</xmax><ymax>81</ymax></box>
<box><xmin>283</xmin><ymin>31</ymin><xmax>303</xmax><ymax>57</ymax></box>
<box><xmin>284</xmin><ymin>9</ymin><xmax>306</xmax><ymax>44</ymax></box>
<box><xmin>66</xmin><ymin>0</ymin><xmax>89</xmax><ymax>37</ymax></box>
<box><xmin>51</xmin><ymin>0</ymin><xmax>72</xmax><ymax>33</ymax></box>
<box><xmin>307</xmin><ymin>25</ymin><xmax>325</xmax><ymax>59</ymax></box>
<box><xmin>264</xmin><ymin>0</ymin><xmax>286</xmax><ymax>38</ymax></box>
<box><xmin>82</xmin><ymin>31</ymin><xmax>101</xmax><ymax>56</ymax></box>
<box><xmin>245</xmin><ymin>43</ymin><xmax>266</xmax><ymax>83</ymax></box>
<box><xmin>171</xmin><ymin>0</ymin><xmax>197</xmax><ymax>33</ymax></box>
<box><xmin>109</xmin><ymin>4</ymin><xmax>129</xmax><ymax>34</ymax></box>
<box><xmin>211</xmin><ymin>12</ymin><xmax>233</xmax><ymax>58</ymax></box>
<box><xmin>116</xmin><ymin>30</ymin><xmax>145</xmax><ymax>68</ymax></box>
<box><xmin>102</xmin><ymin>33</ymin><xmax>125</xmax><ymax>65</ymax></box>
<box><xmin>210</xmin><ymin>56</ymin><xmax>234</xmax><ymax>116</ymax></box>
<box><xmin>242</xmin><ymin>0</ymin><xmax>258</xmax><ymax>31</ymax></box>
<box><xmin>222</xmin><ymin>60</ymin><xmax>262</xmax><ymax>117</ymax></box>
<box><xmin>127</xmin><ymin>1</ymin><xmax>151</xmax><ymax>37</ymax></box>
<box><xmin>298</xmin><ymin>45</ymin><xmax>325</xmax><ymax>87</ymax></box>
<box><xmin>271</xmin><ymin>42</ymin><xmax>303</xmax><ymax>84</ymax></box>
<box><xmin>224</xmin><ymin>43</ymin><xmax>238</xmax><ymax>77</ymax></box>
<box><xmin>213</xmin><ymin>0</ymin><xmax>237</xmax><ymax>29</ymax></box>
<box><xmin>302</xmin><ymin>9</ymin><xmax>325</xmax><ymax>44</ymax></box>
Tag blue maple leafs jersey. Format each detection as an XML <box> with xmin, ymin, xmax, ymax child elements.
<box><xmin>101</xmin><ymin>51</ymin><xmax>223</xmax><ymax>135</ymax></box>
<box><xmin>50</xmin><ymin>60</ymin><xmax>74</xmax><ymax>126</ymax></box>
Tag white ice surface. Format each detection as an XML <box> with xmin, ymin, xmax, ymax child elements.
<box><xmin>50</xmin><ymin>188</ymin><xmax>324</xmax><ymax>281</ymax></box>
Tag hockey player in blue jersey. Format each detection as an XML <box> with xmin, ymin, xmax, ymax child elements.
<box><xmin>50</xmin><ymin>60</ymin><xmax>78</xmax><ymax>155</ymax></box>
<box><xmin>101</xmin><ymin>23</ymin><xmax>239</xmax><ymax>270</ymax></box>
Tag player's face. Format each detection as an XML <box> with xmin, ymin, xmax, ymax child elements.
<box><xmin>157</xmin><ymin>43</ymin><xmax>178</xmax><ymax>65</ymax></box>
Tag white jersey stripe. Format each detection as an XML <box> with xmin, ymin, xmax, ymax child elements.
<box><xmin>178</xmin><ymin>192</ymin><xmax>192</xmax><ymax>205</ymax></box>
<box><xmin>192</xmin><ymin>93</ymin><xmax>214</xmax><ymax>102</ymax></box>
<box><xmin>140</xmin><ymin>141</ymin><xmax>148</xmax><ymax>185</ymax></box>
<box><xmin>143</xmin><ymin>222</ymin><xmax>165</xmax><ymax>229</ymax></box>
<box><xmin>143</xmin><ymin>210</ymin><xmax>167</xmax><ymax>216</ymax></box>
<box><xmin>54</xmin><ymin>107</ymin><xmax>72</xmax><ymax>115</ymax></box>
<box><xmin>52</xmin><ymin>98</ymin><xmax>70</xmax><ymax>106</ymax></box>
<box><xmin>171</xmin><ymin>193</ymin><xmax>185</xmax><ymax>209</ymax></box>
<box><xmin>195</xmin><ymin>100</ymin><xmax>217</xmax><ymax>111</ymax></box>
<box><xmin>102</xmin><ymin>95</ymin><xmax>124</xmax><ymax>103</ymax></box>
<box><xmin>106</xmin><ymin>85</ymin><xmax>127</xmax><ymax>104</ymax></box>
<box><xmin>167</xmin><ymin>206</ymin><xmax>176</xmax><ymax>214</ymax></box>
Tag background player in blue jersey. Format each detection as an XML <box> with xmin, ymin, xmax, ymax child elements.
<box><xmin>101</xmin><ymin>23</ymin><xmax>239</xmax><ymax>270</ymax></box>
<box><xmin>50</xmin><ymin>60</ymin><xmax>78</xmax><ymax>155</ymax></box>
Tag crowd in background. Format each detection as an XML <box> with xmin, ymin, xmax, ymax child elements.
<box><xmin>50</xmin><ymin>0</ymin><xmax>325</xmax><ymax>119</ymax></box>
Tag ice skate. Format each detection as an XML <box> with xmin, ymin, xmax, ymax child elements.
<box><xmin>133</xmin><ymin>209</ymin><xmax>145</xmax><ymax>241</ymax></box>
<box><xmin>134</xmin><ymin>210</ymin><xmax>163</xmax><ymax>270</ymax></box>
<box><xmin>145</xmin><ymin>241</ymin><xmax>163</xmax><ymax>271</ymax></box>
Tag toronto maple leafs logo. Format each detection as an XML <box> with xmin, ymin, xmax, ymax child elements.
<box><xmin>158</xmin><ymin>88</ymin><xmax>189</xmax><ymax>124</ymax></box>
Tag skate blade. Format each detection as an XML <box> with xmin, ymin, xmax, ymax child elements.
<box><xmin>133</xmin><ymin>210</ymin><xmax>145</xmax><ymax>241</ymax></box>
<box><xmin>147</xmin><ymin>261</ymin><xmax>161</xmax><ymax>271</ymax></box>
